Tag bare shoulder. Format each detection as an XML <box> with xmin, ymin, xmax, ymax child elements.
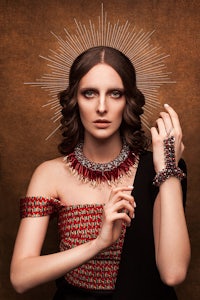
<box><xmin>26</xmin><ymin>156</ymin><xmax>65</xmax><ymax>198</ymax></box>
<box><xmin>35</xmin><ymin>156</ymin><xmax>64</xmax><ymax>172</ymax></box>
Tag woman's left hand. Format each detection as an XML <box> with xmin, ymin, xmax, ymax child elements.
<box><xmin>151</xmin><ymin>104</ymin><xmax>185</xmax><ymax>173</ymax></box>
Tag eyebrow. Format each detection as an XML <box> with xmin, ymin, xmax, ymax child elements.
<box><xmin>78</xmin><ymin>87</ymin><xmax>125</xmax><ymax>92</ymax></box>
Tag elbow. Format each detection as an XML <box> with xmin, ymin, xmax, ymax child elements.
<box><xmin>160</xmin><ymin>267</ymin><xmax>188</xmax><ymax>286</ymax></box>
<box><xmin>157</xmin><ymin>250</ymin><xmax>191</xmax><ymax>286</ymax></box>
<box><xmin>10</xmin><ymin>271</ymin><xmax>28</xmax><ymax>294</ymax></box>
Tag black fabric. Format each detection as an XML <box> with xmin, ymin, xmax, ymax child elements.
<box><xmin>53</xmin><ymin>278</ymin><xmax>113</xmax><ymax>300</ymax></box>
<box><xmin>113</xmin><ymin>151</ymin><xmax>187</xmax><ymax>300</ymax></box>
<box><xmin>53</xmin><ymin>151</ymin><xmax>187</xmax><ymax>300</ymax></box>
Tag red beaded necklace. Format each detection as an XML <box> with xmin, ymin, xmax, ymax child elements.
<box><xmin>63</xmin><ymin>142</ymin><xmax>139</xmax><ymax>187</ymax></box>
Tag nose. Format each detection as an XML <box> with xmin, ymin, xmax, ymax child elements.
<box><xmin>97</xmin><ymin>93</ymin><xmax>107</xmax><ymax>115</ymax></box>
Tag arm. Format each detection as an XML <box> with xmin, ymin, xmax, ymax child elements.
<box><xmin>10</xmin><ymin>161</ymin><xmax>105</xmax><ymax>293</ymax></box>
<box><xmin>10</xmin><ymin>216</ymin><xmax>109</xmax><ymax>293</ymax></box>
<box><xmin>151</xmin><ymin>104</ymin><xmax>191</xmax><ymax>286</ymax></box>
<box><xmin>10</xmin><ymin>160</ymin><xmax>135</xmax><ymax>293</ymax></box>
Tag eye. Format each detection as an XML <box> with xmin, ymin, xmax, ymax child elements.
<box><xmin>110</xmin><ymin>90</ymin><xmax>124</xmax><ymax>99</ymax></box>
<box><xmin>82</xmin><ymin>90</ymin><xmax>96</xmax><ymax>98</ymax></box>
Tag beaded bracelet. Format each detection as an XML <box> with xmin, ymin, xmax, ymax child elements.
<box><xmin>153</xmin><ymin>136</ymin><xmax>186</xmax><ymax>186</ymax></box>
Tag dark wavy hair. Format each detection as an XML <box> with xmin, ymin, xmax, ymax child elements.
<box><xmin>58</xmin><ymin>46</ymin><xmax>148</xmax><ymax>155</ymax></box>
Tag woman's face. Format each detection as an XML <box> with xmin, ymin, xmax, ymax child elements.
<box><xmin>77</xmin><ymin>63</ymin><xmax>126</xmax><ymax>141</ymax></box>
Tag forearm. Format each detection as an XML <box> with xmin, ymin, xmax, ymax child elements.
<box><xmin>155</xmin><ymin>177</ymin><xmax>190</xmax><ymax>285</ymax></box>
<box><xmin>11</xmin><ymin>238</ymin><xmax>102</xmax><ymax>293</ymax></box>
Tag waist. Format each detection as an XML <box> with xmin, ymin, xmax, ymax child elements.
<box><xmin>55</xmin><ymin>277</ymin><xmax>114</xmax><ymax>298</ymax></box>
<box><xmin>64</xmin><ymin>259</ymin><xmax>119</xmax><ymax>290</ymax></box>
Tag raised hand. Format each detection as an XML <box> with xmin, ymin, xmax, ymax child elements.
<box><xmin>151</xmin><ymin>104</ymin><xmax>185</xmax><ymax>173</ymax></box>
<box><xmin>96</xmin><ymin>186</ymin><xmax>135</xmax><ymax>250</ymax></box>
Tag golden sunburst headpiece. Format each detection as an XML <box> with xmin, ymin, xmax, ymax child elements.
<box><xmin>25</xmin><ymin>3</ymin><xmax>173</xmax><ymax>140</ymax></box>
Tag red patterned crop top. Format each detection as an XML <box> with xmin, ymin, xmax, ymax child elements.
<box><xmin>20</xmin><ymin>197</ymin><xmax>126</xmax><ymax>290</ymax></box>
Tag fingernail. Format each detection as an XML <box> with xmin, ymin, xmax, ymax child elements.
<box><xmin>134</xmin><ymin>202</ymin><xmax>136</xmax><ymax>208</ymax></box>
<box><xmin>164</xmin><ymin>103</ymin><xmax>169</xmax><ymax>107</ymax></box>
<box><xmin>128</xmin><ymin>185</ymin><xmax>134</xmax><ymax>189</ymax></box>
<box><xmin>132</xmin><ymin>213</ymin><xmax>135</xmax><ymax>219</ymax></box>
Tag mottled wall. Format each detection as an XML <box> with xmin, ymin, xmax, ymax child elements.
<box><xmin>0</xmin><ymin>0</ymin><xmax>199</xmax><ymax>299</ymax></box>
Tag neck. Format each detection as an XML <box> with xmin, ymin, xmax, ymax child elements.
<box><xmin>82</xmin><ymin>136</ymin><xmax>123</xmax><ymax>163</ymax></box>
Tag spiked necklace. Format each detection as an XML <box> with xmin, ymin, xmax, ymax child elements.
<box><xmin>63</xmin><ymin>142</ymin><xmax>139</xmax><ymax>187</ymax></box>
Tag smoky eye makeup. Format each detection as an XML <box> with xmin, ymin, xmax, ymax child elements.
<box><xmin>79</xmin><ymin>87</ymin><xmax>125</xmax><ymax>99</ymax></box>
<box><xmin>110</xmin><ymin>89</ymin><xmax>125</xmax><ymax>98</ymax></box>
<box><xmin>80</xmin><ymin>89</ymin><xmax>97</xmax><ymax>98</ymax></box>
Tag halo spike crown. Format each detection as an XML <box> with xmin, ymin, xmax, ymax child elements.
<box><xmin>25</xmin><ymin>3</ymin><xmax>174</xmax><ymax>140</ymax></box>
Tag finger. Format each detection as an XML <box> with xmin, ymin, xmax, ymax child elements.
<box><xmin>150</xmin><ymin>126</ymin><xmax>159</xmax><ymax>140</ymax></box>
<box><xmin>111</xmin><ymin>192</ymin><xmax>135</xmax><ymax>206</ymax></box>
<box><xmin>106</xmin><ymin>196</ymin><xmax>134</xmax><ymax>213</ymax></box>
<box><xmin>112</xmin><ymin>211</ymin><xmax>132</xmax><ymax>226</ymax></box>
<box><xmin>111</xmin><ymin>186</ymin><xmax>134</xmax><ymax>194</ymax></box>
<box><xmin>114</xmin><ymin>200</ymin><xmax>135</xmax><ymax>218</ymax></box>
<box><xmin>108</xmin><ymin>186</ymin><xmax>134</xmax><ymax>204</ymax></box>
<box><xmin>159</xmin><ymin>112</ymin><xmax>173</xmax><ymax>136</ymax></box>
<box><xmin>164</xmin><ymin>104</ymin><xmax>182</xmax><ymax>134</ymax></box>
<box><xmin>155</xmin><ymin>118</ymin><xmax>167</xmax><ymax>136</ymax></box>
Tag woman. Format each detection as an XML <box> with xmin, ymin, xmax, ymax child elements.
<box><xmin>10</xmin><ymin>46</ymin><xmax>190</xmax><ymax>299</ymax></box>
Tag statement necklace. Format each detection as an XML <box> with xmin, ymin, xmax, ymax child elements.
<box><xmin>63</xmin><ymin>142</ymin><xmax>139</xmax><ymax>187</ymax></box>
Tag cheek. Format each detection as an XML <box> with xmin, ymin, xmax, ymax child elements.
<box><xmin>116</xmin><ymin>103</ymin><xmax>126</xmax><ymax>118</ymax></box>
<box><xmin>78</xmin><ymin>102</ymin><xmax>86</xmax><ymax>116</ymax></box>
<box><xmin>78</xmin><ymin>104</ymin><xmax>91</xmax><ymax>123</ymax></box>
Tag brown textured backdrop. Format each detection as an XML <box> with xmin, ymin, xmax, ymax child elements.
<box><xmin>0</xmin><ymin>0</ymin><xmax>199</xmax><ymax>299</ymax></box>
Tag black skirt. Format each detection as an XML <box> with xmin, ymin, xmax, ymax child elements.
<box><xmin>53</xmin><ymin>278</ymin><xmax>114</xmax><ymax>300</ymax></box>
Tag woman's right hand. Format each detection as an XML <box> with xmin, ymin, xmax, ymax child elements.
<box><xmin>96</xmin><ymin>186</ymin><xmax>135</xmax><ymax>251</ymax></box>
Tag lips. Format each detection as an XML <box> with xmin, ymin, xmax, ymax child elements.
<box><xmin>93</xmin><ymin>119</ymin><xmax>111</xmax><ymax>128</ymax></box>
<box><xmin>93</xmin><ymin>119</ymin><xmax>111</xmax><ymax>123</ymax></box>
